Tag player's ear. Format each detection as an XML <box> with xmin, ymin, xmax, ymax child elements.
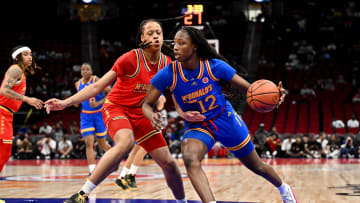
<box><xmin>141</xmin><ymin>34</ymin><xmax>145</xmax><ymax>43</ymax></box>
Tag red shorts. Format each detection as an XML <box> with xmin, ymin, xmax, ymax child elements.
<box><xmin>0</xmin><ymin>108</ymin><xmax>14</xmax><ymax>141</ymax></box>
<box><xmin>102</xmin><ymin>103</ymin><xmax>167</xmax><ymax>152</ymax></box>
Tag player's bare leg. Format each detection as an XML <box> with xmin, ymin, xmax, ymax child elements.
<box><xmin>149</xmin><ymin>146</ymin><xmax>185</xmax><ymax>200</ymax></box>
<box><xmin>181</xmin><ymin>138</ymin><xmax>215</xmax><ymax>203</ymax></box>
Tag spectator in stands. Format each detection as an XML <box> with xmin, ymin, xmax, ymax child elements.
<box><xmin>323</xmin><ymin>78</ymin><xmax>335</xmax><ymax>91</ymax></box>
<box><xmin>39</xmin><ymin>122</ymin><xmax>52</xmax><ymax>136</ymax></box>
<box><xmin>69</xmin><ymin>120</ymin><xmax>80</xmax><ymax>137</ymax></box>
<box><xmin>30</xmin><ymin>124</ymin><xmax>39</xmax><ymax>136</ymax></box>
<box><xmin>15</xmin><ymin>131</ymin><xmax>34</xmax><ymax>159</ymax></box>
<box><xmin>36</xmin><ymin>134</ymin><xmax>56</xmax><ymax>159</ymax></box>
<box><xmin>286</xmin><ymin>136</ymin><xmax>305</xmax><ymax>158</ymax></box>
<box><xmin>72</xmin><ymin>135</ymin><xmax>86</xmax><ymax>159</ymax></box>
<box><xmin>299</xmin><ymin>83</ymin><xmax>316</xmax><ymax>103</ymax></box>
<box><xmin>269</xmin><ymin>126</ymin><xmax>280</xmax><ymax>138</ymax></box>
<box><xmin>253</xmin><ymin>123</ymin><xmax>268</xmax><ymax>157</ymax></box>
<box><xmin>331</xmin><ymin>115</ymin><xmax>345</xmax><ymax>133</ymax></box>
<box><xmin>352</xmin><ymin>88</ymin><xmax>360</xmax><ymax>103</ymax></box>
<box><xmin>317</xmin><ymin>132</ymin><xmax>329</xmax><ymax>158</ymax></box>
<box><xmin>339</xmin><ymin>136</ymin><xmax>356</xmax><ymax>158</ymax></box>
<box><xmin>57</xmin><ymin>135</ymin><xmax>73</xmax><ymax>159</ymax></box>
<box><xmin>210</xmin><ymin>141</ymin><xmax>227</xmax><ymax>158</ymax></box>
<box><xmin>285</xmin><ymin>52</ymin><xmax>299</xmax><ymax>70</ymax></box>
<box><xmin>304</xmin><ymin>134</ymin><xmax>321</xmax><ymax>158</ymax></box>
<box><xmin>169</xmin><ymin>120</ymin><xmax>184</xmax><ymax>158</ymax></box>
<box><xmin>53</xmin><ymin>121</ymin><xmax>65</xmax><ymax>143</ymax></box>
<box><xmin>264</xmin><ymin>132</ymin><xmax>281</xmax><ymax>158</ymax></box>
<box><xmin>280</xmin><ymin>134</ymin><xmax>294</xmax><ymax>157</ymax></box>
<box><xmin>163</xmin><ymin>126</ymin><xmax>172</xmax><ymax>146</ymax></box>
<box><xmin>347</xmin><ymin>114</ymin><xmax>359</xmax><ymax>134</ymax></box>
<box><xmin>336</xmin><ymin>74</ymin><xmax>346</xmax><ymax>85</ymax></box>
<box><xmin>326</xmin><ymin>134</ymin><xmax>341</xmax><ymax>159</ymax></box>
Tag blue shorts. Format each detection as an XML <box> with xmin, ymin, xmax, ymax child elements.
<box><xmin>183</xmin><ymin>102</ymin><xmax>254</xmax><ymax>158</ymax></box>
<box><xmin>80</xmin><ymin>112</ymin><xmax>107</xmax><ymax>138</ymax></box>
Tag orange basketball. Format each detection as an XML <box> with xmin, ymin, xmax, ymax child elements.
<box><xmin>247</xmin><ymin>79</ymin><xmax>280</xmax><ymax>113</ymax></box>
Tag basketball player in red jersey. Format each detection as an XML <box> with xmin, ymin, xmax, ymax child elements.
<box><xmin>45</xmin><ymin>19</ymin><xmax>187</xmax><ymax>203</ymax></box>
<box><xmin>0</xmin><ymin>46</ymin><xmax>43</xmax><ymax>173</ymax></box>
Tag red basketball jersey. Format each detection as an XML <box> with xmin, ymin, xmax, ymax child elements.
<box><xmin>106</xmin><ymin>49</ymin><xmax>171</xmax><ymax>114</ymax></box>
<box><xmin>0</xmin><ymin>72</ymin><xmax>26</xmax><ymax>113</ymax></box>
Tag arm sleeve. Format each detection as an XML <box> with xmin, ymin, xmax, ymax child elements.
<box><xmin>211</xmin><ymin>59</ymin><xmax>236</xmax><ymax>82</ymax></box>
<box><xmin>151</xmin><ymin>64</ymin><xmax>172</xmax><ymax>92</ymax></box>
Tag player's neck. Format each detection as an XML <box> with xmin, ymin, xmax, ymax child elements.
<box><xmin>82</xmin><ymin>76</ymin><xmax>92</xmax><ymax>83</ymax></box>
<box><xmin>181</xmin><ymin>56</ymin><xmax>200</xmax><ymax>71</ymax></box>
<box><xmin>143</xmin><ymin>49</ymin><xmax>160</xmax><ymax>65</ymax></box>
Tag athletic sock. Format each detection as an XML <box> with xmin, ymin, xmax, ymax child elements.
<box><xmin>277</xmin><ymin>182</ymin><xmax>287</xmax><ymax>194</ymax></box>
<box><xmin>129</xmin><ymin>164</ymin><xmax>139</xmax><ymax>175</ymax></box>
<box><xmin>118</xmin><ymin>167</ymin><xmax>129</xmax><ymax>179</ymax></box>
<box><xmin>81</xmin><ymin>179</ymin><xmax>97</xmax><ymax>195</ymax></box>
<box><xmin>88</xmin><ymin>164</ymin><xmax>96</xmax><ymax>173</ymax></box>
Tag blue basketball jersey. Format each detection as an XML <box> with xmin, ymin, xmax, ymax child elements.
<box><xmin>77</xmin><ymin>76</ymin><xmax>105</xmax><ymax>113</ymax></box>
<box><xmin>152</xmin><ymin>59</ymin><xmax>254</xmax><ymax>157</ymax></box>
<box><xmin>152</xmin><ymin>58</ymin><xmax>236</xmax><ymax>120</ymax></box>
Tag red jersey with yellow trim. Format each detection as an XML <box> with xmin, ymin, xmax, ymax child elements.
<box><xmin>106</xmin><ymin>48</ymin><xmax>171</xmax><ymax>114</ymax></box>
<box><xmin>0</xmin><ymin>73</ymin><xmax>26</xmax><ymax>113</ymax></box>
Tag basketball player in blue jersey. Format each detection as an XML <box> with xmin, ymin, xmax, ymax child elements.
<box><xmin>76</xmin><ymin>63</ymin><xmax>111</xmax><ymax>174</ymax></box>
<box><xmin>142</xmin><ymin>27</ymin><xmax>298</xmax><ymax>203</ymax></box>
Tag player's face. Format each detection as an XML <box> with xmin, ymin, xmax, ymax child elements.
<box><xmin>141</xmin><ymin>21</ymin><xmax>163</xmax><ymax>51</ymax></box>
<box><xmin>173</xmin><ymin>30</ymin><xmax>196</xmax><ymax>63</ymax></box>
<box><xmin>21</xmin><ymin>51</ymin><xmax>32</xmax><ymax>67</ymax></box>
<box><xmin>81</xmin><ymin>65</ymin><xmax>92</xmax><ymax>79</ymax></box>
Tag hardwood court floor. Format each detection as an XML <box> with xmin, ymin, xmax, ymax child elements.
<box><xmin>1</xmin><ymin>158</ymin><xmax>360</xmax><ymax>203</ymax></box>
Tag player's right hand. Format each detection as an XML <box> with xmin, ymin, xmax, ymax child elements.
<box><xmin>182</xmin><ymin>111</ymin><xmax>206</xmax><ymax>122</ymax></box>
<box><xmin>26</xmin><ymin>97</ymin><xmax>44</xmax><ymax>110</ymax></box>
<box><xmin>277</xmin><ymin>81</ymin><xmax>287</xmax><ymax>108</ymax></box>
<box><xmin>151</xmin><ymin>112</ymin><xmax>165</xmax><ymax>131</ymax></box>
<box><xmin>44</xmin><ymin>98</ymin><xmax>66</xmax><ymax>114</ymax></box>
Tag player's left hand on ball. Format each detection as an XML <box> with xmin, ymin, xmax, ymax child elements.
<box><xmin>277</xmin><ymin>81</ymin><xmax>286</xmax><ymax>108</ymax></box>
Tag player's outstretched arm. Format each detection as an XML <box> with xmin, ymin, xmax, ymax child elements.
<box><xmin>0</xmin><ymin>65</ymin><xmax>43</xmax><ymax>109</ymax></box>
<box><xmin>229</xmin><ymin>74</ymin><xmax>251</xmax><ymax>91</ymax></box>
<box><xmin>45</xmin><ymin>70</ymin><xmax>116</xmax><ymax>113</ymax></box>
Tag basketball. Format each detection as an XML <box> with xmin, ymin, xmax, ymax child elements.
<box><xmin>247</xmin><ymin>79</ymin><xmax>280</xmax><ymax>113</ymax></box>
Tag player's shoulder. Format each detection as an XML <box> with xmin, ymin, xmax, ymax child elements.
<box><xmin>93</xmin><ymin>75</ymin><xmax>100</xmax><ymax>81</ymax></box>
<box><xmin>208</xmin><ymin>58</ymin><xmax>225</xmax><ymax>65</ymax></box>
<box><xmin>8</xmin><ymin>64</ymin><xmax>23</xmax><ymax>72</ymax></box>
<box><xmin>6</xmin><ymin>65</ymin><xmax>23</xmax><ymax>77</ymax></box>
<box><xmin>120</xmin><ymin>49</ymin><xmax>138</xmax><ymax>59</ymax></box>
<box><xmin>75</xmin><ymin>78</ymin><xmax>81</xmax><ymax>84</ymax></box>
<box><xmin>114</xmin><ymin>49</ymin><xmax>138</xmax><ymax>65</ymax></box>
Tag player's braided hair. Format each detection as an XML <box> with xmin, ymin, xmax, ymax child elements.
<box><xmin>178</xmin><ymin>27</ymin><xmax>241</xmax><ymax>98</ymax></box>
<box><xmin>179</xmin><ymin>26</ymin><xmax>228</xmax><ymax>63</ymax></box>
